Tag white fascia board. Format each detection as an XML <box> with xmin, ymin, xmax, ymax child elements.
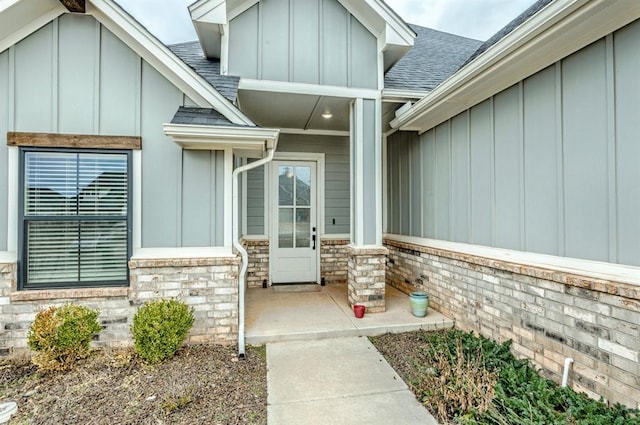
<box><xmin>189</xmin><ymin>0</ymin><xmax>225</xmax><ymax>22</ymax></box>
<box><xmin>337</xmin><ymin>0</ymin><xmax>414</xmax><ymax>47</ymax></box>
<box><xmin>87</xmin><ymin>0</ymin><xmax>254</xmax><ymax>126</ymax></box>
<box><xmin>163</xmin><ymin>123</ymin><xmax>279</xmax><ymax>153</ymax></box>
<box><xmin>0</xmin><ymin>0</ymin><xmax>21</xmax><ymax>13</ymax></box>
<box><xmin>239</xmin><ymin>78</ymin><xmax>380</xmax><ymax>100</ymax></box>
<box><xmin>382</xmin><ymin>89</ymin><xmax>428</xmax><ymax>102</ymax></box>
<box><xmin>0</xmin><ymin>2</ymin><xmax>65</xmax><ymax>54</ymax></box>
<box><xmin>392</xmin><ymin>0</ymin><xmax>640</xmax><ymax>132</ymax></box>
<box><xmin>227</xmin><ymin>0</ymin><xmax>259</xmax><ymax>21</ymax></box>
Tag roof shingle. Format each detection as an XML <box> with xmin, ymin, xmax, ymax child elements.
<box><xmin>168</xmin><ymin>41</ymin><xmax>240</xmax><ymax>104</ymax></box>
<box><xmin>384</xmin><ymin>24</ymin><xmax>482</xmax><ymax>92</ymax></box>
<box><xmin>461</xmin><ymin>0</ymin><xmax>554</xmax><ymax>67</ymax></box>
<box><xmin>170</xmin><ymin>106</ymin><xmax>253</xmax><ymax>127</ymax></box>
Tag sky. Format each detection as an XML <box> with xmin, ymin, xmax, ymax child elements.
<box><xmin>116</xmin><ymin>0</ymin><xmax>538</xmax><ymax>45</ymax></box>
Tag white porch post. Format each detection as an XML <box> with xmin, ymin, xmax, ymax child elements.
<box><xmin>348</xmin><ymin>97</ymin><xmax>388</xmax><ymax>312</ymax></box>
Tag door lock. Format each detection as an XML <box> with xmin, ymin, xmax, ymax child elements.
<box><xmin>312</xmin><ymin>227</ymin><xmax>316</xmax><ymax>250</ymax></box>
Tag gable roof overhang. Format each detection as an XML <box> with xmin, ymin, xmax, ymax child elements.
<box><xmin>0</xmin><ymin>0</ymin><xmax>254</xmax><ymax>127</ymax></box>
<box><xmin>0</xmin><ymin>0</ymin><xmax>66</xmax><ymax>54</ymax></box>
<box><xmin>391</xmin><ymin>0</ymin><xmax>640</xmax><ymax>134</ymax></box>
<box><xmin>188</xmin><ymin>0</ymin><xmax>415</xmax><ymax>71</ymax></box>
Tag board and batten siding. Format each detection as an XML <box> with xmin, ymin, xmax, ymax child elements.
<box><xmin>228</xmin><ymin>0</ymin><xmax>378</xmax><ymax>89</ymax></box>
<box><xmin>0</xmin><ymin>14</ymin><xmax>225</xmax><ymax>251</ymax></box>
<box><xmin>245</xmin><ymin>134</ymin><xmax>350</xmax><ymax>236</ymax></box>
<box><xmin>387</xmin><ymin>19</ymin><xmax>640</xmax><ymax>267</ymax></box>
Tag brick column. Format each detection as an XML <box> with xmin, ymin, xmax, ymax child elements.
<box><xmin>347</xmin><ymin>245</ymin><xmax>388</xmax><ymax>313</ymax></box>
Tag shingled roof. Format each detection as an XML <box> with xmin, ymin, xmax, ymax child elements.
<box><xmin>461</xmin><ymin>0</ymin><xmax>554</xmax><ymax>67</ymax></box>
<box><xmin>169</xmin><ymin>41</ymin><xmax>240</xmax><ymax>104</ymax></box>
<box><xmin>170</xmin><ymin>106</ymin><xmax>254</xmax><ymax>127</ymax></box>
<box><xmin>384</xmin><ymin>24</ymin><xmax>482</xmax><ymax>92</ymax></box>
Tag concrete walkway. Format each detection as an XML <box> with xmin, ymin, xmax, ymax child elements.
<box><xmin>267</xmin><ymin>336</ymin><xmax>439</xmax><ymax>425</ymax></box>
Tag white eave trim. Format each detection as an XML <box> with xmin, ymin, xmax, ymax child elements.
<box><xmin>87</xmin><ymin>0</ymin><xmax>254</xmax><ymax>126</ymax></box>
<box><xmin>0</xmin><ymin>2</ymin><xmax>65</xmax><ymax>54</ymax></box>
<box><xmin>239</xmin><ymin>78</ymin><xmax>381</xmax><ymax>100</ymax></box>
<box><xmin>382</xmin><ymin>89</ymin><xmax>428</xmax><ymax>102</ymax></box>
<box><xmin>391</xmin><ymin>0</ymin><xmax>640</xmax><ymax>133</ymax></box>
<box><xmin>163</xmin><ymin>123</ymin><xmax>279</xmax><ymax>153</ymax></box>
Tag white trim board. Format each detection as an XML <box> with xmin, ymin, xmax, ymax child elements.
<box><xmin>392</xmin><ymin>0</ymin><xmax>640</xmax><ymax>133</ymax></box>
<box><xmin>239</xmin><ymin>78</ymin><xmax>381</xmax><ymax>100</ymax></box>
<box><xmin>384</xmin><ymin>234</ymin><xmax>640</xmax><ymax>287</ymax></box>
<box><xmin>269</xmin><ymin>153</ymin><xmax>326</xmax><ymax>284</ymax></box>
<box><xmin>132</xmin><ymin>247</ymin><xmax>234</xmax><ymax>259</ymax></box>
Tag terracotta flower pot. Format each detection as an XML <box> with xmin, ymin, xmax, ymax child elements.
<box><xmin>353</xmin><ymin>304</ymin><xmax>365</xmax><ymax>318</ymax></box>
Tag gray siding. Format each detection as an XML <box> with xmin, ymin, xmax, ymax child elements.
<box><xmin>228</xmin><ymin>0</ymin><xmax>378</xmax><ymax>89</ymax></box>
<box><xmin>0</xmin><ymin>14</ymin><xmax>225</xmax><ymax>250</ymax></box>
<box><xmin>182</xmin><ymin>150</ymin><xmax>225</xmax><ymax>247</ymax></box>
<box><xmin>387</xmin><ymin>19</ymin><xmax>640</xmax><ymax>267</ymax></box>
<box><xmin>245</xmin><ymin>134</ymin><xmax>350</xmax><ymax>235</ymax></box>
<box><xmin>246</xmin><ymin>162</ymin><xmax>265</xmax><ymax>235</ymax></box>
<box><xmin>0</xmin><ymin>50</ymin><xmax>8</xmax><ymax>251</ymax></box>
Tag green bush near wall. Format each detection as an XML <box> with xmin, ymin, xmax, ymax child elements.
<box><xmin>27</xmin><ymin>304</ymin><xmax>102</xmax><ymax>372</ymax></box>
<box><xmin>131</xmin><ymin>299</ymin><xmax>195</xmax><ymax>365</ymax></box>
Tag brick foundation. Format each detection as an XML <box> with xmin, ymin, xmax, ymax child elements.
<box><xmin>321</xmin><ymin>238</ymin><xmax>349</xmax><ymax>284</ymax></box>
<box><xmin>0</xmin><ymin>255</ymin><xmax>240</xmax><ymax>355</ymax></box>
<box><xmin>243</xmin><ymin>239</ymin><xmax>269</xmax><ymax>288</ymax></box>
<box><xmin>347</xmin><ymin>245</ymin><xmax>388</xmax><ymax>313</ymax></box>
<box><xmin>385</xmin><ymin>238</ymin><xmax>640</xmax><ymax>408</ymax></box>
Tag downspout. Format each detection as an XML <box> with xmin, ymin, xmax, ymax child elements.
<box><xmin>233</xmin><ymin>144</ymin><xmax>276</xmax><ymax>359</ymax></box>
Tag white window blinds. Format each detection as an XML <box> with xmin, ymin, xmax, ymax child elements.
<box><xmin>23</xmin><ymin>151</ymin><xmax>129</xmax><ymax>287</ymax></box>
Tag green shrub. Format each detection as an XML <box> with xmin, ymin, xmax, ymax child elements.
<box><xmin>27</xmin><ymin>304</ymin><xmax>102</xmax><ymax>372</ymax></box>
<box><xmin>131</xmin><ymin>299</ymin><xmax>195</xmax><ymax>364</ymax></box>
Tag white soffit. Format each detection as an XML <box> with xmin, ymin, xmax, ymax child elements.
<box><xmin>391</xmin><ymin>0</ymin><xmax>640</xmax><ymax>133</ymax></box>
<box><xmin>163</xmin><ymin>123</ymin><xmax>279</xmax><ymax>158</ymax></box>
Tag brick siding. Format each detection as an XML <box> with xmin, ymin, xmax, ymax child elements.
<box><xmin>244</xmin><ymin>239</ymin><xmax>269</xmax><ymax>288</ymax></box>
<box><xmin>321</xmin><ymin>238</ymin><xmax>349</xmax><ymax>284</ymax></box>
<box><xmin>0</xmin><ymin>256</ymin><xmax>240</xmax><ymax>355</ymax></box>
<box><xmin>385</xmin><ymin>238</ymin><xmax>640</xmax><ymax>408</ymax></box>
<box><xmin>347</xmin><ymin>245</ymin><xmax>388</xmax><ymax>313</ymax></box>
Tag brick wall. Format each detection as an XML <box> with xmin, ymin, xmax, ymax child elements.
<box><xmin>0</xmin><ymin>256</ymin><xmax>240</xmax><ymax>355</ymax></box>
<box><xmin>385</xmin><ymin>238</ymin><xmax>640</xmax><ymax>408</ymax></box>
<box><xmin>244</xmin><ymin>239</ymin><xmax>269</xmax><ymax>288</ymax></box>
<box><xmin>321</xmin><ymin>238</ymin><xmax>349</xmax><ymax>283</ymax></box>
<box><xmin>348</xmin><ymin>245</ymin><xmax>387</xmax><ymax>313</ymax></box>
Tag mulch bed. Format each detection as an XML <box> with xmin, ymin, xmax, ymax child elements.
<box><xmin>0</xmin><ymin>344</ymin><xmax>267</xmax><ymax>424</ymax></box>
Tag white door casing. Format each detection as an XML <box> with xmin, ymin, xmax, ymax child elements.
<box><xmin>270</xmin><ymin>160</ymin><xmax>318</xmax><ymax>283</ymax></box>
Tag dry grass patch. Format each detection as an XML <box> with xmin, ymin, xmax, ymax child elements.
<box><xmin>0</xmin><ymin>344</ymin><xmax>266</xmax><ymax>425</ymax></box>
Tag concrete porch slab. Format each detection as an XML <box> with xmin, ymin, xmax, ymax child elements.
<box><xmin>246</xmin><ymin>283</ymin><xmax>453</xmax><ymax>345</ymax></box>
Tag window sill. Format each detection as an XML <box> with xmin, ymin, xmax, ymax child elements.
<box><xmin>11</xmin><ymin>287</ymin><xmax>129</xmax><ymax>302</ymax></box>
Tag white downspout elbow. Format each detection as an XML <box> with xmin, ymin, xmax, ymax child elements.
<box><xmin>233</xmin><ymin>144</ymin><xmax>277</xmax><ymax>359</ymax></box>
<box><xmin>561</xmin><ymin>357</ymin><xmax>574</xmax><ymax>387</ymax></box>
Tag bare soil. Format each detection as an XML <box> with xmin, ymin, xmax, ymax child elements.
<box><xmin>0</xmin><ymin>345</ymin><xmax>267</xmax><ymax>425</ymax></box>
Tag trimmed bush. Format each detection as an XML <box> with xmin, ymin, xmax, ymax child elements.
<box><xmin>131</xmin><ymin>299</ymin><xmax>195</xmax><ymax>364</ymax></box>
<box><xmin>27</xmin><ymin>304</ymin><xmax>102</xmax><ymax>372</ymax></box>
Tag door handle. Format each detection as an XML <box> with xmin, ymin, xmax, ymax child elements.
<box><xmin>312</xmin><ymin>234</ymin><xmax>316</xmax><ymax>250</ymax></box>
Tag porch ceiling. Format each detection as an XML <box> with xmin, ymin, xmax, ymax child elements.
<box><xmin>237</xmin><ymin>89</ymin><xmax>351</xmax><ymax>132</ymax></box>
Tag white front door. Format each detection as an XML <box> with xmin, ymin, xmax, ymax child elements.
<box><xmin>271</xmin><ymin>161</ymin><xmax>318</xmax><ymax>283</ymax></box>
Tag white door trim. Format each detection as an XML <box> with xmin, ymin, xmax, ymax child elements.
<box><xmin>269</xmin><ymin>152</ymin><xmax>325</xmax><ymax>284</ymax></box>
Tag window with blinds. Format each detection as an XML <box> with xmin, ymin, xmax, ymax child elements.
<box><xmin>20</xmin><ymin>149</ymin><xmax>131</xmax><ymax>289</ymax></box>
